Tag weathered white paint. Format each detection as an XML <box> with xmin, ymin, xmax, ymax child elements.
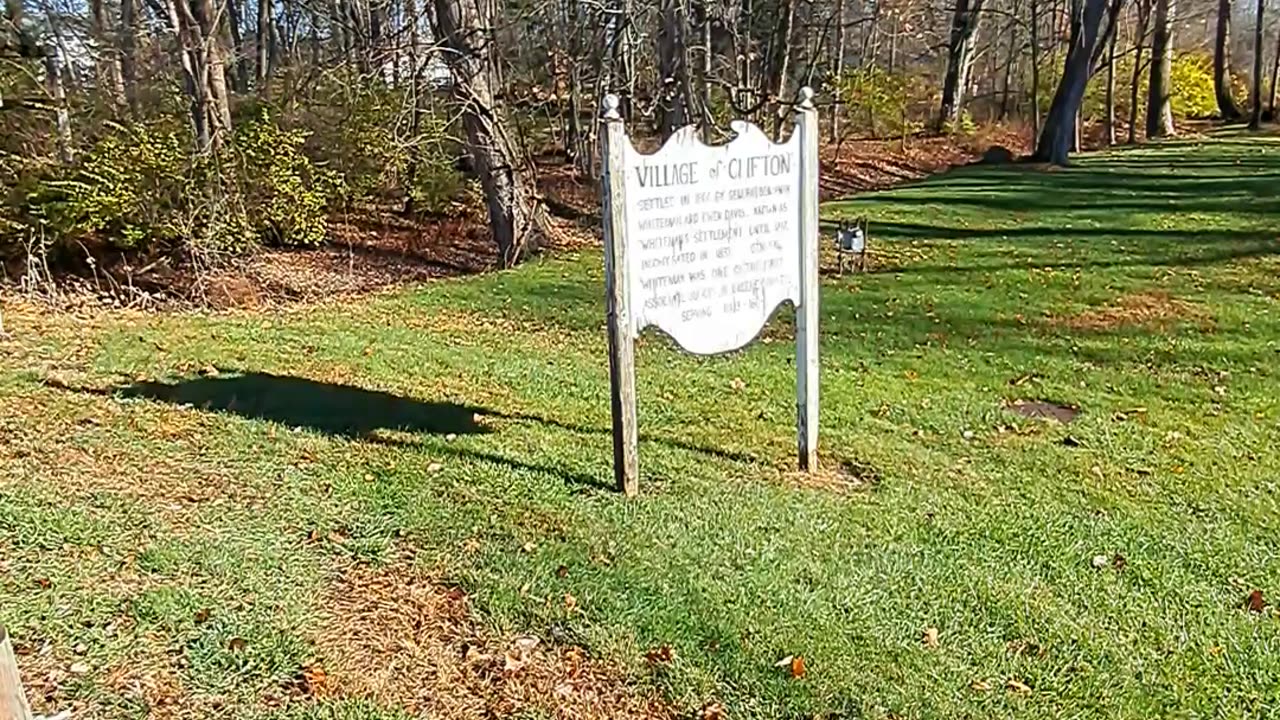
<box><xmin>795</xmin><ymin>87</ymin><xmax>820</xmax><ymax>471</ymax></box>
<box><xmin>599</xmin><ymin>89</ymin><xmax>821</xmax><ymax>492</ymax></box>
<box><xmin>621</xmin><ymin>122</ymin><xmax>803</xmax><ymax>355</ymax></box>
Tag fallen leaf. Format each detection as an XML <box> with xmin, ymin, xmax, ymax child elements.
<box><xmin>1247</xmin><ymin>589</ymin><xmax>1265</xmax><ymax>613</ymax></box>
<box><xmin>922</xmin><ymin>627</ymin><xmax>939</xmax><ymax>648</ymax></box>
<box><xmin>511</xmin><ymin>635</ymin><xmax>540</xmax><ymax>654</ymax></box>
<box><xmin>774</xmin><ymin>654</ymin><xmax>794</xmax><ymax>668</ymax></box>
<box><xmin>1006</xmin><ymin>678</ymin><xmax>1031</xmax><ymax>693</ymax></box>
<box><xmin>199</xmin><ymin>365</ymin><xmax>219</xmax><ymax>378</ymax></box>
<box><xmin>555</xmin><ymin>564</ymin><xmax>569</xmax><ymax>578</ymax></box>
<box><xmin>521</xmin><ymin>541</ymin><xmax>536</xmax><ymax>553</ymax></box>
<box><xmin>427</xmin><ymin>462</ymin><xmax>444</xmax><ymax>473</ymax></box>
<box><xmin>645</xmin><ymin>645</ymin><xmax>675</xmax><ymax>665</ymax></box>
<box><xmin>362</xmin><ymin>346</ymin><xmax>374</xmax><ymax>356</ymax></box>
<box><xmin>34</xmin><ymin>577</ymin><xmax>51</xmax><ymax>589</ymax></box>
<box><xmin>503</xmin><ymin>650</ymin><xmax>526</xmax><ymax>673</ymax></box>
<box><xmin>904</xmin><ymin>370</ymin><xmax>919</xmax><ymax>380</ymax></box>
<box><xmin>970</xmin><ymin>679</ymin><xmax>993</xmax><ymax>692</ymax></box>
<box><xmin>301</xmin><ymin>663</ymin><xmax>327</xmax><ymax>696</ymax></box>
<box><xmin>1208</xmin><ymin>645</ymin><xmax>1223</xmax><ymax>656</ymax></box>
<box><xmin>563</xmin><ymin>593</ymin><xmax>578</xmax><ymax>611</ymax></box>
<box><xmin>69</xmin><ymin>662</ymin><xmax>90</xmax><ymax>675</ymax></box>
<box><xmin>1111</xmin><ymin>553</ymin><xmax>1128</xmax><ymax>571</ymax></box>
<box><xmin>700</xmin><ymin>701</ymin><xmax>728</xmax><ymax>720</ymax></box>
<box><xmin>1091</xmin><ymin>554</ymin><xmax>1109</xmax><ymax>569</ymax></box>
<box><xmin>228</xmin><ymin>637</ymin><xmax>247</xmax><ymax>653</ymax></box>
<box><xmin>730</xmin><ymin>377</ymin><xmax>746</xmax><ymax>391</ymax></box>
<box><xmin>789</xmin><ymin>656</ymin><xmax>806</xmax><ymax>678</ymax></box>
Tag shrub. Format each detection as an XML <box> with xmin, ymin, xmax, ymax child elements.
<box><xmin>234</xmin><ymin>111</ymin><xmax>344</xmax><ymax>247</ymax></box>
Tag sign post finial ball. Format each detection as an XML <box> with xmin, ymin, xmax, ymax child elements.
<box><xmin>602</xmin><ymin>94</ymin><xmax>622</xmax><ymax>120</ymax></box>
<box><xmin>798</xmin><ymin>86</ymin><xmax>815</xmax><ymax>110</ymax></box>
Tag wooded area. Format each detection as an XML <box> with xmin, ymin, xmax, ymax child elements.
<box><xmin>2</xmin><ymin>0</ymin><xmax>1277</xmax><ymax>283</ymax></box>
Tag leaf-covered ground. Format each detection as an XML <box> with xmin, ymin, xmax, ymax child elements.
<box><xmin>2</xmin><ymin>136</ymin><xmax>1279</xmax><ymax>719</ymax></box>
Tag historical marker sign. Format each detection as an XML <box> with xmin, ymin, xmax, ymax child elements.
<box><xmin>600</xmin><ymin>90</ymin><xmax>820</xmax><ymax>495</ymax></box>
<box><xmin>623</xmin><ymin>122</ymin><xmax>802</xmax><ymax>355</ymax></box>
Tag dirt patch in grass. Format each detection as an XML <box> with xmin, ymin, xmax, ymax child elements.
<box><xmin>312</xmin><ymin>557</ymin><xmax>675</xmax><ymax>720</ymax></box>
<box><xmin>1052</xmin><ymin>291</ymin><xmax>1212</xmax><ymax>332</ymax></box>
<box><xmin>1006</xmin><ymin>399</ymin><xmax>1080</xmax><ymax>424</ymax></box>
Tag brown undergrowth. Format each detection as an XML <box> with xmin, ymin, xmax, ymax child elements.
<box><xmin>312</xmin><ymin>556</ymin><xmax>675</xmax><ymax>720</ymax></box>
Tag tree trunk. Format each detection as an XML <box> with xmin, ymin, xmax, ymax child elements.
<box><xmin>45</xmin><ymin>42</ymin><xmax>74</xmax><ymax>163</ymax></box>
<box><xmin>1033</xmin><ymin>0</ymin><xmax>1109</xmax><ymax>164</ymax></box>
<box><xmin>1031</xmin><ymin>0</ymin><xmax>1042</xmax><ymax>137</ymax></box>
<box><xmin>938</xmin><ymin>0</ymin><xmax>987</xmax><ymax>131</ymax></box>
<box><xmin>227</xmin><ymin>0</ymin><xmax>251</xmax><ymax>92</ymax></box>
<box><xmin>657</xmin><ymin>0</ymin><xmax>690</xmax><ymax>138</ymax></box>
<box><xmin>768</xmin><ymin>0</ymin><xmax>797</xmax><ymax>137</ymax></box>
<box><xmin>1128</xmin><ymin>0</ymin><xmax>1150</xmax><ymax>142</ymax></box>
<box><xmin>257</xmin><ymin>0</ymin><xmax>271</xmax><ymax>88</ymax></box>
<box><xmin>433</xmin><ymin>0</ymin><xmax>548</xmax><ymax>267</ymax></box>
<box><xmin>1105</xmin><ymin>16</ymin><xmax>1116</xmax><ymax>144</ymax></box>
<box><xmin>1146</xmin><ymin>0</ymin><xmax>1174</xmax><ymax>137</ymax></box>
<box><xmin>1249</xmin><ymin>0</ymin><xmax>1265</xmax><ymax>128</ymax></box>
<box><xmin>1270</xmin><ymin>22</ymin><xmax>1280</xmax><ymax>113</ymax></box>
<box><xmin>172</xmin><ymin>0</ymin><xmax>231</xmax><ymax>150</ymax></box>
<box><xmin>1214</xmin><ymin>0</ymin><xmax>1242</xmax><ymax>119</ymax></box>
<box><xmin>120</xmin><ymin>0</ymin><xmax>138</xmax><ymax>110</ymax></box>
<box><xmin>89</xmin><ymin>0</ymin><xmax>127</xmax><ymax>105</ymax></box>
<box><xmin>829</xmin><ymin>0</ymin><xmax>846</xmax><ymax>142</ymax></box>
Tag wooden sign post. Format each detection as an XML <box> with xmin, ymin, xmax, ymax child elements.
<box><xmin>600</xmin><ymin>89</ymin><xmax>821</xmax><ymax>495</ymax></box>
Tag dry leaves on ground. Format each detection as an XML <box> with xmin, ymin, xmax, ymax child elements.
<box><xmin>313</xmin><ymin>556</ymin><xmax>674</xmax><ymax>719</ymax></box>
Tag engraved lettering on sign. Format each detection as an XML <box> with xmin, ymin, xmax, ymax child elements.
<box><xmin>623</xmin><ymin>122</ymin><xmax>802</xmax><ymax>355</ymax></box>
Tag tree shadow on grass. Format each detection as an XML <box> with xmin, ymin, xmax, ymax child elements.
<box><xmin>49</xmin><ymin>370</ymin><xmax>760</xmax><ymax>491</ymax></box>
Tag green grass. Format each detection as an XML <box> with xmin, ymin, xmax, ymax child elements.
<box><xmin>3</xmin><ymin>137</ymin><xmax>1280</xmax><ymax>719</ymax></box>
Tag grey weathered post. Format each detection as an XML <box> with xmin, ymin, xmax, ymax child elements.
<box><xmin>1</xmin><ymin>623</ymin><xmax>34</xmax><ymax>720</ymax></box>
<box><xmin>795</xmin><ymin>87</ymin><xmax>820</xmax><ymax>471</ymax></box>
<box><xmin>600</xmin><ymin>95</ymin><xmax>640</xmax><ymax>496</ymax></box>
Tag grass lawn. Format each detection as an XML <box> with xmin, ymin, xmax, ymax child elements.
<box><xmin>2</xmin><ymin>136</ymin><xmax>1279</xmax><ymax>719</ymax></box>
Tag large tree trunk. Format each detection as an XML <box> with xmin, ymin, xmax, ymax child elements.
<box><xmin>938</xmin><ymin>0</ymin><xmax>986</xmax><ymax>130</ymax></box>
<box><xmin>1249</xmin><ymin>0</ymin><xmax>1265</xmax><ymax>128</ymax></box>
<box><xmin>172</xmin><ymin>0</ymin><xmax>232</xmax><ymax>150</ymax></box>
<box><xmin>1213</xmin><ymin>0</ymin><xmax>1242</xmax><ymax>119</ymax></box>
<box><xmin>1033</xmin><ymin>0</ymin><xmax>1110</xmax><ymax>164</ymax></box>
<box><xmin>433</xmin><ymin>0</ymin><xmax>548</xmax><ymax>267</ymax></box>
<box><xmin>1146</xmin><ymin>0</ymin><xmax>1174</xmax><ymax>137</ymax></box>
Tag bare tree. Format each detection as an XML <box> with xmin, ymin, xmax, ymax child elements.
<box><xmin>434</xmin><ymin>0</ymin><xmax>549</xmax><ymax>266</ymax></box>
<box><xmin>1127</xmin><ymin>0</ymin><xmax>1151</xmax><ymax>142</ymax></box>
<box><xmin>1213</xmin><ymin>0</ymin><xmax>1241</xmax><ymax>119</ymax></box>
<box><xmin>938</xmin><ymin>0</ymin><xmax>987</xmax><ymax>130</ymax></box>
<box><xmin>1033</xmin><ymin>0</ymin><xmax>1111</xmax><ymax>164</ymax></box>
<box><xmin>1146</xmin><ymin>0</ymin><xmax>1174</xmax><ymax>137</ymax></box>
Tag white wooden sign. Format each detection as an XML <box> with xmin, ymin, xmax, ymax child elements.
<box><xmin>623</xmin><ymin>121</ymin><xmax>802</xmax><ymax>355</ymax></box>
<box><xmin>600</xmin><ymin>90</ymin><xmax>820</xmax><ymax>495</ymax></box>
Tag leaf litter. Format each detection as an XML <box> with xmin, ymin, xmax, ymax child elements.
<box><xmin>313</xmin><ymin>554</ymin><xmax>675</xmax><ymax>719</ymax></box>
